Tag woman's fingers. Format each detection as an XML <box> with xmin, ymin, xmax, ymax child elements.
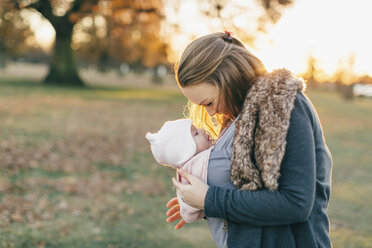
<box><xmin>175</xmin><ymin>219</ymin><xmax>186</xmax><ymax>230</ymax></box>
<box><xmin>172</xmin><ymin>177</ymin><xmax>183</xmax><ymax>190</ymax></box>
<box><xmin>166</xmin><ymin>204</ymin><xmax>180</xmax><ymax>217</ymax></box>
<box><xmin>165</xmin><ymin>196</ymin><xmax>186</xmax><ymax>229</ymax></box>
<box><xmin>166</xmin><ymin>197</ymin><xmax>179</xmax><ymax>208</ymax></box>
<box><xmin>177</xmin><ymin>170</ymin><xmax>191</xmax><ymax>184</ymax></box>
<box><xmin>166</xmin><ymin>211</ymin><xmax>181</xmax><ymax>223</ymax></box>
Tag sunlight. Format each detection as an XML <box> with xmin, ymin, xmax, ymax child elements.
<box><xmin>252</xmin><ymin>0</ymin><xmax>372</xmax><ymax>80</ymax></box>
<box><xmin>23</xmin><ymin>10</ymin><xmax>55</xmax><ymax>50</ymax></box>
<box><xmin>21</xmin><ymin>0</ymin><xmax>372</xmax><ymax>82</ymax></box>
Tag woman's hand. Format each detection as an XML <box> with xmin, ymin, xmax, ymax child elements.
<box><xmin>166</xmin><ymin>198</ymin><xmax>186</xmax><ymax>230</ymax></box>
<box><xmin>172</xmin><ymin>170</ymin><xmax>209</xmax><ymax>210</ymax></box>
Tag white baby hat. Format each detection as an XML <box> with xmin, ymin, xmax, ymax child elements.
<box><xmin>146</xmin><ymin>119</ymin><xmax>196</xmax><ymax>167</ymax></box>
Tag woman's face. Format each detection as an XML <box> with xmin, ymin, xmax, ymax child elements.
<box><xmin>181</xmin><ymin>83</ymin><xmax>225</xmax><ymax>116</ymax></box>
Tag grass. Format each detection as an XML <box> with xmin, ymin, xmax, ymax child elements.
<box><xmin>0</xmin><ymin>78</ymin><xmax>371</xmax><ymax>247</ymax></box>
<box><xmin>304</xmin><ymin>90</ymin><xmax>372</xmax><ymax>247</ymax></box>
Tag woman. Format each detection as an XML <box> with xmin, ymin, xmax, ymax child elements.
<box><xmin>167</xmin><ymin>32</ymin><xmax>332</xmax><ymax>248</ymax></box>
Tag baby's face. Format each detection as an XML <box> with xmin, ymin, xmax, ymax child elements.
<box><xmin>191</xmin><ymin>125</ymin><xmax>213</xmax><ymax>154</ymax></box>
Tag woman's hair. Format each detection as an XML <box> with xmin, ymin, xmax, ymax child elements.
<box><xmin>174</xmin><ymin>32</ymin><xmax>267</xmax><ymax>138</ymax></box>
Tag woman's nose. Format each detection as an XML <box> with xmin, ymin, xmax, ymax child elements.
<box><xmin>206</xmin><ymin>107</ymin><xmax>216</xmax><ymax>116</ymax></box>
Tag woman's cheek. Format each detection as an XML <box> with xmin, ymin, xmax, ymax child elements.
<box><xmin>205</xmin><ymin>106</ymin><xmax>215</xmax><ymax>116</ymax></box>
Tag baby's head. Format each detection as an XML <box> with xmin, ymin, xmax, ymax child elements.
<box><xmin>146</xmin><ymin>119</ymin><xmax>212</xmax><ymax>167</ymax></box>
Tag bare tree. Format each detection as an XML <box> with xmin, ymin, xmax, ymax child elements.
<box><xmin>163</xmin><ymin>0</ymin><xmax>294</xmax><ymax>46</ymax></box>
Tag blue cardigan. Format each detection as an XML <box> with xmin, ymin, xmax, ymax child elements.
<box><xmin>204</xmin><ymin>92</ymin><xmax>332</xmax><ymax>248</ymax></box>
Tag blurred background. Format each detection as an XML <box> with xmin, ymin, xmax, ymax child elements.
<box><xmin>0</xmin><ymin>0</ymin><xmax>371</xmax><ymax>247</ymax></box>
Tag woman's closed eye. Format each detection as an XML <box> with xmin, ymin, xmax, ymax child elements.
<box><xmin>206</xmin><ymin>101</ymin><xmax>213</xmax><ymax>106</ymax></box>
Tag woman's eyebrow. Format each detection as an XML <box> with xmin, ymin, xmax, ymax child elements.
<box><xmin>198</xmin><ymin>98</ymin><xmax>208</xmax><ymax>105</ymax></box>
<box><xmin>199</xmin><ymin>99</ymin><xmax>213</xmax><ymax>105</ymax></box>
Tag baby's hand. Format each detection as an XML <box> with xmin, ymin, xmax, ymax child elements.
<box><xmin>166</xmin><ymin>197</ymin><xmax>186</xmax><ymax>230</ymax></box>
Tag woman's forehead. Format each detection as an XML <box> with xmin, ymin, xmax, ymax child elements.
<box><xmin>181</xmin><ymin>83</ymin><xmax>219</xmax><ymax>104</ymax></box>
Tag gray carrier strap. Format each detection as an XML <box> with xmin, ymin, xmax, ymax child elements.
<box><xmin>209</xmin><ymin>116</ymin><xmax>239</xmax><ymax>158</ymax></box>
<box><xmin>207</xmin><ymin>116</ymin><xmax>239</xmax><ymax>189</ymax></box>
<box><xmin>206</xmin><ymin>117</ymin><xmax>239</xmax><ymax>248</ymax></box>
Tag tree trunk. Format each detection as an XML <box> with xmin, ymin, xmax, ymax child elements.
<box><xmin>0</xmin><ymin>46</ymin><xmax>6</xmax><ymax>69</ymax></box>
<box><xmin>0</xmin><ymin>54</ymin><xmax>6</xmax><ymax>69</ymax></box>
<box><xmin>44</xmin><ymin>23</ymin><xmax>84</xmax><ymax>86</ymax></box>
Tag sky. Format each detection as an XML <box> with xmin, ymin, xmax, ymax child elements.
<box><xmin>252</xmin><ymin>0</ymin><xmax>372</xmax><ymax>81</ymax></box>
<box><xmin>23</xmin><ymin>10</ymin><xmax>55</xmax><ymax>49</ymax></box>
<box><xmin>164</xmin><ymin>0</ymin><xmax>372</xmax><ymax>81</ymax></box>
<box><xmin>26</xmin><ymin>0</ymin><xmax>372</xmax><ymax>81</ymax></box>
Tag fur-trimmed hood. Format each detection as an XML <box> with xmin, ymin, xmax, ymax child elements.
<box><xmin>231</xmin><ymin>68</ymin><xmax>305</xmax><ymax>191</ymax></box>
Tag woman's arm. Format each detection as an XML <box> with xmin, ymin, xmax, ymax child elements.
<box><xmin>203</xmin><ymin>97</ymin><xmax>316</xmax><ymax>226</ymax></box>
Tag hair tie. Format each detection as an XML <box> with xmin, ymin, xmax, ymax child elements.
<box><xmin>223</xmin><ymin>31</ymin><xmax>233</xmax><ymax>43</ymax></box>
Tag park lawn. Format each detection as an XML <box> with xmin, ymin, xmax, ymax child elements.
<box><xmin>0</xmin><ymin>78</ymin><xmax>371</xmax><ymax>247</ymax></box>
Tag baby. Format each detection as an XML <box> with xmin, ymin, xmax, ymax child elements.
<box><xmin>146</xmin><ymin>119</ymin><xmax>213</xmax><ymax>223</ymax></box>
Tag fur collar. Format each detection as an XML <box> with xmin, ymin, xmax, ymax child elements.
<box><xmin>230</xmin><ymin>68</ymin><xmax>305</xmax><ymax>190</ymax></box>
